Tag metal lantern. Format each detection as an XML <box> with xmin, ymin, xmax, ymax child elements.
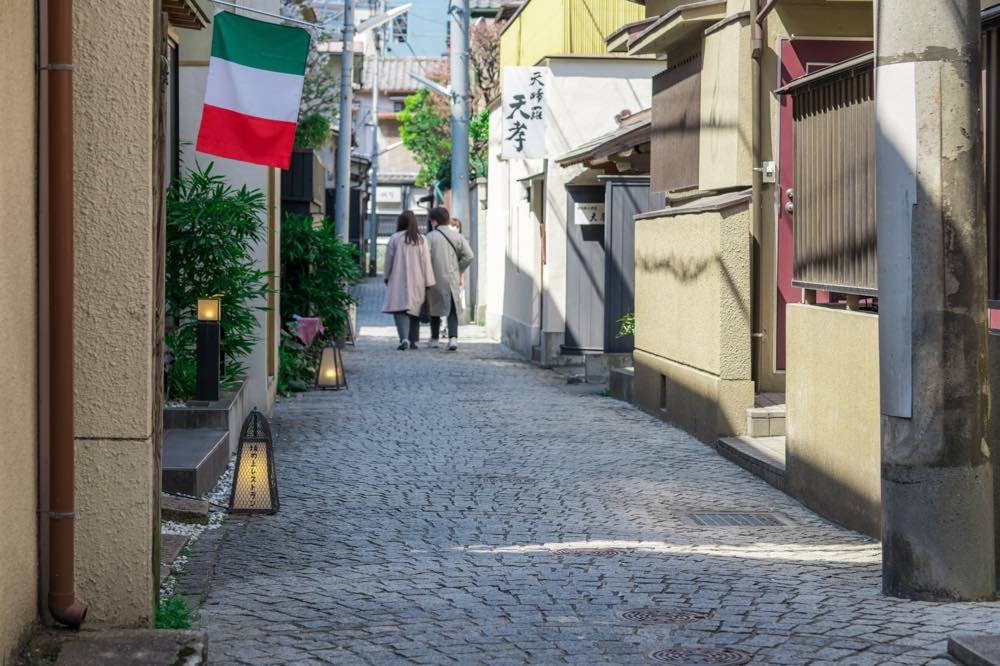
<box><xmin>228</xmin><ymin>409</ymin><xmax>279</xmax><ymax>514</ymax></box>
<box><xmin>316</xmin><ymin>342</ymin><xmax>347</xmax><ymax>390</ymax></box>
<box><xmin>344</xmin><ymin>303</ymin><xmax>357</xmax><ymax>347</ymax></box>
<box><xmin>196</xmin><ymin>297</ymin><xmax>222</xmax><ymax>402</ymax></box>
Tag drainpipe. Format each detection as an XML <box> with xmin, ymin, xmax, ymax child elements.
<box><xmin>749</xmin><ymin>0</ymin><xmax>763</xmax><ymax>387</ymax></box>
<box><xmin>46</xmin><ymin>0</ymin><xmax>87</xmax><ymax>628</ymax></box>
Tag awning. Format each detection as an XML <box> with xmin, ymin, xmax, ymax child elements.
<box><xmin>164</xmin><ymin>0</ymin><xmax>209</xmax><ymax>29</ymax></box>
<box><xmin>628</xmin><ymin>0</ymin><xmax>727</xmax><ymax>55</ymax></box>
<box><xmin>606</xmin><ymin>17</ymin><xmax>658</xmax><ymax>53</ymax></box>
<box><xmin>556</xmin><ymin>110</ymin><xmax>652</xmax><ymax>168</ymax></box>
<box><xmin>775</xmin><ymin>52</ymin><xmax>874</xmax><ymax>96</ymax></box>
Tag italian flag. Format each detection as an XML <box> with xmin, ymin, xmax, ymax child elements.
<box><xmin>196</xmin><ymin>12</ymin><xmax>311</xmax><ymax>169</ymax></box>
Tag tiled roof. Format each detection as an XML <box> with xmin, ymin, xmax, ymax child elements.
<box><xmin>362</xmin><ymin>56</ymin><xmax>449</xmax><ymax>93</ymax></box>
<box><xmin>470</xmin><ymin>0</ymin><xmax>507</xmax><ymax>10</ymax></box>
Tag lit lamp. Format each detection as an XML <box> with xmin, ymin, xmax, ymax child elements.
<box><xmin>196</xmin><ymin>297</ymin><xmax>221</xmax><ymax>403</ymax></box>
<box><xmin>316</xmin><ymin>341</ymin><xmax>347</xmax><ymax>390</ymax></box>
<box><xmin>228</xmin><ymin>409</ymin><xmax>279</xmax><ymax>514</ymax></box>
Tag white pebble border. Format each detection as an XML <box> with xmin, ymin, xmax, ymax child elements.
<box><xmin>159</xmin><ymin>456</ymin><xmax>235</xmax><ymax>600</ymax></box>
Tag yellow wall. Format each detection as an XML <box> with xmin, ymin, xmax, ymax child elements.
<box><xmin>0</xmin><ymin>1</ymin><xmax>39</xmax><ymax>661</ymax></box>
<box><xmin>73</xmin><ymin>0</ymin><xmax>158</xmax><ymax>626</ymax></box>
<box><xmin>500</xmin><ymin>0</ymin><xmax>644</xmax><ymax>66</ymax></box>
<box><xmin>785</xmin><ymin>304</ymin><xmax>880</xmax><ymax>537</ymax></box>
<box><xmin>632</xmin><ymin>203</ymin><xmax>754</xmax><ymax>439</ymax></box>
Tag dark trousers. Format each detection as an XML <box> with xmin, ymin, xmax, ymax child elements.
<box><xmin>392</xmin><ymin>312</ymin><xmax>420</xmax><ymax>343</ymax></box>
<box><xmin>430</xmin><ymin>294</ymin><xmax>459</xmax><ymax>340</ymax></box>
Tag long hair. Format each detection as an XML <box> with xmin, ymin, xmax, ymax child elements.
<box><xmin>396</xmin><ymin>210</ymin><xmax>422</xmax><ymax>245</ymax></box>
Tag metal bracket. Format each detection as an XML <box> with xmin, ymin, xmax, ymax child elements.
<box><xmin>752</xmin><ymin>160</ymin><xmax>776</xmax><ymax>184</ymax></box>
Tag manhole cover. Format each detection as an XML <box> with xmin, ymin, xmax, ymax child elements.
<box><xmin>618</xmin><ymin>608</ymin><xmax>713</xmax><ymax>625</ymax></box>
<box><xmin>551</xmin><ymin>548</ymin><xmax>626</xmax><ymax>557</ymax></box>
<box><xmin>649</xmin><ymin>646</ymin><xmax>752</xmax><ymax>665</ymax></box>
<box><xmin>686</xmin><ymin>512</ymin><xmax>787</xmax><ymax>527</ymax></box>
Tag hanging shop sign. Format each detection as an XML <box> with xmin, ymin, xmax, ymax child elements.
<box><xmin>501</xmin><ymin>66</ymin><xmax>550</xmax><ymax>160</ymax></box>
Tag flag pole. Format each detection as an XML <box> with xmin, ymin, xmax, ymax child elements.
<box><xmin>207</xmin><ymin>0</ymin><xmax>320</xmax><ymax>29</ymax></box>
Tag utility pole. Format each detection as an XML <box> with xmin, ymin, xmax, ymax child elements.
<box><xmin>875</xmin><ymin>0</ymin><xmax>995</xmax><ymax>600</ymax></box>
<box><xmin>367</xmin><ymin>3</ymin><xmax>381</xmax><ymax>276</ymax></box>
<box><xmin>448</xmin><ymin>0</ymin><xmax>470</xmax><ymax>225</ymax></box>
<box><xmin>335</xmin><ymin>0</ymin><xmax>356</xmax><ymax>243</ymax></box>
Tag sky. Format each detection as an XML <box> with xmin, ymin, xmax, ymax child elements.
<box><xmin>383</xmin><ymin>0</ymin><xmax>450</xmax><ymax>57</ymax></box>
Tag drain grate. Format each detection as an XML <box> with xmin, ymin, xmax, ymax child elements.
<box><xmin>649</xmin><ymin>647</ymin><xmax>753</xmax><ymax>665</ymax></box>
<box><xmin>618</xmin><ymin>608</ymin><xmax>713</xmax><ymax>625</ymax></box>
<box><xmin>551</xmin><ymin>548</ymin><xmax>626</xmax><ymax>557</ymax></box>
<box><xmin>686</xmin><ymin>512</ymin><xmax>787</xmax><ymax>527</ymax></box>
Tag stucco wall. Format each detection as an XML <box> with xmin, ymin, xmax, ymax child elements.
<box><xmin>73</xmin><ymin>0</ymin><xmax>158</xmax><ymax>626</ymax></box>
<box><xmin>632</xmin><ymin>204</ymin><xmax>754</xmax><ymax>439</ymax></box>
<box><xmin>0</xmin><ymin>0</ymin><xmax>39</xmax><ymax>660</ymax></box>
<box><xmin>785</xmin><ymin>304</ymin><xmax>881</xmax><ymax>538</ymax></box>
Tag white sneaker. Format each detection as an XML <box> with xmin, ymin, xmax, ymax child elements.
<box><xmin>447</xmin><ymin>337</ymin><xmax>458</xmax><ymax>351</ymax></box>
<box><xmin>428</xmin><ymin>339</ymin><xmax>440</xmax><ymax>349</ymax></box>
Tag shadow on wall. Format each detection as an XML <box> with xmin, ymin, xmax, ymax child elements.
<box><xmin>502</xmin><ymin>253</ymin><xmax>539</xmax><ymax>358</ymax></box>
<box><xmin>637</xmin><ymin>252</ymin><xmax>751</xmax><ymax>325</ymax></box>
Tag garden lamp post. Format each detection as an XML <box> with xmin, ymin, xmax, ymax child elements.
<box><xmin>196</xmin><ymin>297</ymin><xmax>221</xmax><ymax>402</ymax></box>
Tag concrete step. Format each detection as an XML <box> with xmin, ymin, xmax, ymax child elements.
<box><xmin>23</xmin><ymin>629</ymin><xmax>206</xmax><ymax>665</ymax></box>
<box><xmin>160</xmin><ymin>533</ymin><xmax>190</xmax><ymax>584</ymax></box>
<box><xmin>163</xmin><ymin>429</ymin><xmax>229</xmax><ymax>497</ymax></box>
<box><xmin>161</xmin><ymin>493</ymin><xmax>210</xmax><ymax>525</ymax></box>
<box><xmin>950</xmin><ymin>634</ymin><xmax>1000</xmax><ymax>665</ymax></box>
<box><xmin>714</xmin><ymin>435</ymin><xmax>786</xmax><ymax>491</ymax></box>
<box><xmin>746</xmin><ymin>399</ymin><xmax>786</xmax><ymax>437</ymax></box>
<box><xmin>610</xmin><ymin>366</ymin><xmax>634</xmax><ymax>403</ymax></box>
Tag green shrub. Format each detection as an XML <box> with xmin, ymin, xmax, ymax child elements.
<box><xmin>156</xmin><ymin>594</ymin><xmax>192</xmax><ymax>630</ymax></box>
<box><xmin>165</xmin><ymin>163</ymin><xmax>271</xmax><ymax>401</ymax></box>
<box><xmin>294</xmin><ymin>112</ymin><xmax>331</xmax><ymax>150</ymax></box>
<box><xmin>281</xmin><ymin>214</ymin><xmax>361</xmax><ymax>340</ymax></box>
<box><xmin>617</xmin><ymin>312</ymin><xmax>635</xmax><ymax>338</ymax></box>
<box><xmin>278</xmin><ymin>214</ymin><xmax>361</xmax><ymax>395</ymax></box>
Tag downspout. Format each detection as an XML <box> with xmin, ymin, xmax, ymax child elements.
<box><xmin>749</xmin><ymin>0</ymin><xmax>763</xmax><ymax>389</ymax></box>
<box><xmin>46</xmin><ymin>0</ymin><xmax>87</xmax><ymax>628</ymax></box>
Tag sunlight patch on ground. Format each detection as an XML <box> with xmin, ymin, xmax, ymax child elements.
<box><xmin>456</xmin><ymin>539</ymin><xmax>881</xmax><ymax>563</ymax></box>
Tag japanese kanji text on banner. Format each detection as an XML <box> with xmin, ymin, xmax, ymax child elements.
<box><xmin>501</xmin><ymin>67</ymin><xmax>550</xmax><ymax>159</ymax></box>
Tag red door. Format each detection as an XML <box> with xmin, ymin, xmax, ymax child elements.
<box><xmin>775</xmin><ymin>38</ymin><xmax>873</xmax><ymax>370</ymax></box>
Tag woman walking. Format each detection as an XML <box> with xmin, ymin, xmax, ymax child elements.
<box><xmin>383</xmin><ymin>210</ymin><xmax>435</xmax><ymax>350</ymax></box>
<box><xmin>426</xmin><ymin>206</ymin><xmax>474</xmax><ymax>351</ymax></box>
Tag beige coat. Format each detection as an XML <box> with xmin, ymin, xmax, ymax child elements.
<box><xmin>426</xmin><ymin>225</ymin><xmax>474</xmax><ymax>316</ymax></box>
<box><xmin>382</xmin><ymin>231</ymin><xmax>435</xmax><ymax>316</ymax></box>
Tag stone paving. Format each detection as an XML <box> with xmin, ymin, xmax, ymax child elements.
<box><xmin>184</xmin><ymin>279</ymin><xmax>1000</xmax><ymax>665</ymax></box>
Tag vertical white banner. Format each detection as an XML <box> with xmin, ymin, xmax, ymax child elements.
<box><xmin>875</xmin><ymin>61</ymin><xmax>917</xmax><ymax>419</ymax></box>
<box><xmin>501</xmin><ymin>66</ymin><xmax>549</xmax><ymax>159</ymax></box>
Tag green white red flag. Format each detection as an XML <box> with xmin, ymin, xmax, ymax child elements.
<box><xmin>196</xmin><ymin>12</ymin><xmax>310</xmax><ymax>169</ymax></box>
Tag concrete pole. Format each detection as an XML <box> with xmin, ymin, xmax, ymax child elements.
<box><xmin>449</xmin><ymin>0</ymin><xmax>470</xmax><ymax>224</ymax></box>
<box><xmin>876</xmin><ymin>0</ymin><xmax>995</xmax><ymax>600</ymax></box>
<box><xmin>367</xmin><ymin>11</ymin><xmax>381</xmax><ymax>276</ymax></box>
<box><xmin>335</xmin><ymin>0</ymin><xmax>356</xmax><ymax>243</ymax></box>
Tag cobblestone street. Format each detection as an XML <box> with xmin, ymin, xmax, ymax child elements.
<box><xmin>184</xmin><ymin>280</ymin><xmax>1000</xmax><ymax>665</ymax></box>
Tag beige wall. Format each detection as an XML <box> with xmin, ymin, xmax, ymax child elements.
<box><xmin>633</xmin><ymin>203</ymin><xmax>754</xmax><ymax>439</ymax></box>
<box><xmin>785</xmin><ymin>304</ymin><xmax>880</xmax><ymax>538</ymax></box>
<box><xmin>73</xmin><ymin>0</ymin><xmax>158</xmax><ymax>626</ymax></box>
<box><xmin>699</xmin><ymin>18</ymin><xmax>753</xmax><ymax>191</ymax></box>
<box><xmin>0</xmin><ymin>1</ymin><xmax>39</xmax><ymax>661</ymax></box>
